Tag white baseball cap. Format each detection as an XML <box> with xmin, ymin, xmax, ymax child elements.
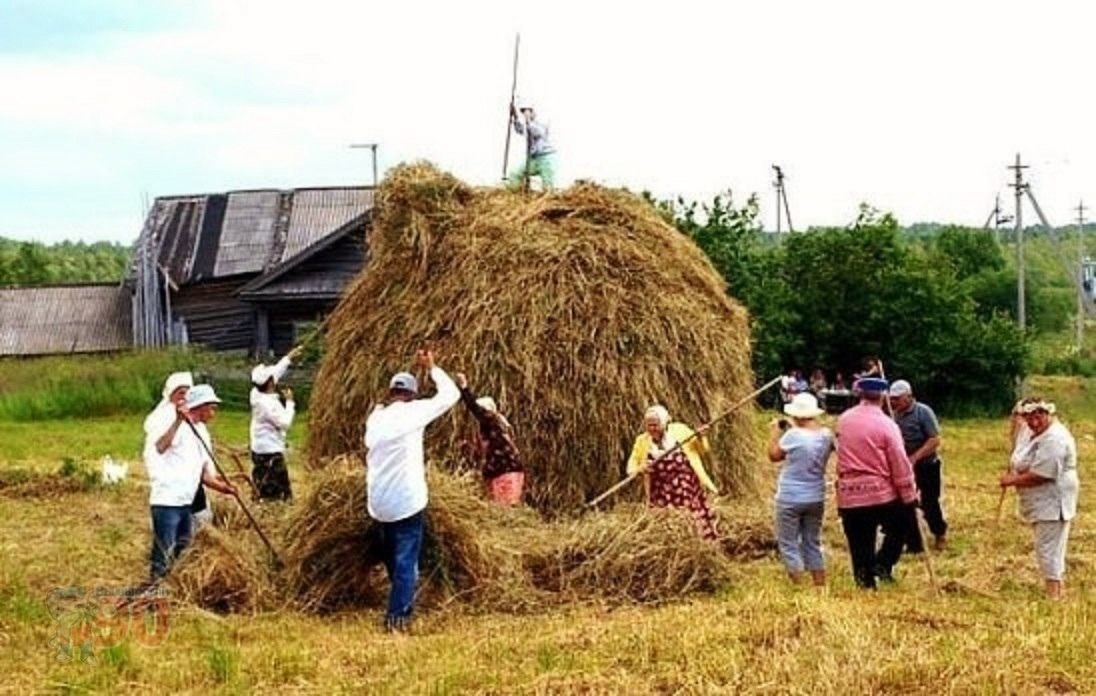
<box><xmin>389</xmin><ymin>372</ymin><xmax>418</xmax><ymax>394</ymax></box>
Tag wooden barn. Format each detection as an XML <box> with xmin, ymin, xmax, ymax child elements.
<box><xmin>131</xmin><ymin>186</ymin><xmax>372</xmax><ymax>356</ymax></box>
<box><xmin>0</xmin><ymin>283</ymin><xmax>132</xmax><ymax>356</ymax></box>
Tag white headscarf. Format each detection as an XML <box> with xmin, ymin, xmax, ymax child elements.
<box><xmin>476</xmin><ymin>396</ymin><xmax>512</xmax><ymax>430</ymax></box>
<box><xmin>643</xmin><ymin>404</ymin><xmax>676</xmax><ymax>455</ymax></box>
<box><xmin>145</xmin><ymin>372</ymin><xmax>194</xmax><ymax>437</ymax></box>
<box><xmin>644</xmin><ymin>404</ymin><xmax>671</xmax><ymax>429</ymax></box>
<box><xmin>162</xmin><ymin>372</ymin><xmax>194</xmax><ymax>400</ymax></box>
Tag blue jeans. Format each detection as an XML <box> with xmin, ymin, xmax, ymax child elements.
<box><xmin>775</xmin><ymin>500</ymin><xmax>825</xmax><ymax>573</ymax></box>
<box><xmin>377</xmin><ymin>510</ymin><xmax>425</xmax><ymax>622</ymax></box>
<box><xmin>150</xmin><ymin>505</ymin><xmax>193</xmax><ymax>580</ymax></box>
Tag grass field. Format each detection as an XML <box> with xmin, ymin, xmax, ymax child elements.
<box><xmin>0</xmin><ymin>378</ymin><xmax>1092</xmax><ymax>693</ymax></box>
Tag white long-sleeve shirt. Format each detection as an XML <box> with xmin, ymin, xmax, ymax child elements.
<box><xmin>146</xmin><ymin>419</ymin><xmax>214</xmax><ymax>507</ymax></box>
<box><xmin>364</xmin><ymin>366</ymin><xmax>460</xmax><ymax>522</ymax></box>
<box><xmin>250</xmin><ymin>391</ymin><xmax>295</xmax><ymax>454</ymax></box>
<box><xmin>249</xmin><ymin>355</ymin><xmax>295</xmax><ymax>454</ymax></box>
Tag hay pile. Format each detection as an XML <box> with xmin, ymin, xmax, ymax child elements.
<box><xmin>169</xmin><ymin>525</ymin><xmax>280</xmax><ymax>613</ymax></box>
<box><xmin>308</xmin><ymin>163</ymin><xmax>758</xmax><ymax>513</ymax></box>
<box><xmin>524</xmin><ymin>506</ymin><xmax>738</xmax><ymax>603</ymax></box>
<box><xmin>281</xmin><ymin>456</ymin><xmax>532</xmax><ymax>613</ymax></box>
<box><xmin>173</xmin><ymin>465</ymin><xmax>772</xmax><ymax>615</ymax></box>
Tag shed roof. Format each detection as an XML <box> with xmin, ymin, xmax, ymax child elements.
<box><xmin>0</xmin><ymin>284</ymin><xmax>132</xmax><ymax>356</ymax></box>
<box><xmin>135</xmin><ymin>185</ymin><xmax>373</xmax><ymax>286</ymax></box>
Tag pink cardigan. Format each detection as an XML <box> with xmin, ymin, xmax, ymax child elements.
<box><xmin>835</xmin><ymin>402</ymin><xmax>918</xmax><ymax>508</ymax></box>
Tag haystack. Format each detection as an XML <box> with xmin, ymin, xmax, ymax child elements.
<box><xmin>172</xmin><ymin>463</ymin><xmax>771</xmax><ymax>615</ymax></box>
<box><xmin>309</xmin><ymin>163</ymin><xmax>758</xmax><ymax>513</ymax></box>
<box><xmin>281</xmin><ymin>457</ymin><xmax>526</xmax><ymax>613</ymax></box>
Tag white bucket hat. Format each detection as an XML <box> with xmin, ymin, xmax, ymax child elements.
<box><xmin>784</xmin><ymin>393</ymin><xmax>824</xmax><ymax>419</ymax></box>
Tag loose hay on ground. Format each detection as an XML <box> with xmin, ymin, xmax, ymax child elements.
<box><xmin>281</xmin><ymin>457</ymin><xmax>519</xmax><ymax>613</ymax></box>
<box><xmin>526</xmin><ymin>505</ymin><xmax>739</xmax><ymax>604</ymax></box>
<box><xmin>169</xmin><ymin>525</ymin><xmax>280</xmax><ymax>614</ymax></box>
<box><xmin>308</xmin><ymin>162</ymin><xmax>758</xmax><ymax>514</ymax></box>
<box><xmin>175</xmin><ymin>462</ymin><xmax>772</xmax><ymax>615</ymax></box>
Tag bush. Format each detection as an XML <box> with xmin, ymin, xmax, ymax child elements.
<box><xmin>674</xmin><ymin>202</ymin><xmax>1029</xmax><ymax>416</ymax></box>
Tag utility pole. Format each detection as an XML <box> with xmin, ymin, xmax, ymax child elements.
<box><xmin>1076</xmin><ymin>200</ymin><xmax>1087</xmax><ymax>351</ymax></box>
<box><xmin>983</xmin><ymin>194</ymin><xmax>1013</xmax><ymax>243</ymax></box>
<box><xmin>349</xmin><ymin>143</ymin><xmax>379</xmax><ymax>187</ymax></box>
<box><xmin>1009</xmin><ymin>153</ymin><xmax>1028</xmax><ymax>331</ymax></box>
<box><xmin>772</xmin><ymin>165</ymin><xmax>794</xmax><ymax>233</ymax></box>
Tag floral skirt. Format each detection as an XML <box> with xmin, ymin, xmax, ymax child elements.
<box><xmin>487</xmin><ymin>471</ymin><xmax>525</xmax><ymax>506</ymax></box>
<box><xmin>649</xmin><ymin>450</ymin><xmax>718</xmax><ymax>539</ymax></box>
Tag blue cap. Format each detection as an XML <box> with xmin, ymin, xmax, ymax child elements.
<box><xmin>856</xmin><ymin>377</ymin><xmax>889</xmax><ymax>394</ymax></box>
<box><xmin>388</xmin><ymin>372</ymin><xmax>418</xmax><ymax>394</ymax></box>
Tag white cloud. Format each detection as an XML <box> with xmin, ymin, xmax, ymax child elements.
<box><xmin>4</xmin><ymin>0</ymin><xmax>1096</xmax><ymax>242</ymax></box>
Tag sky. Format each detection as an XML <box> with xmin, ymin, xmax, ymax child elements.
<box><xmin>3</xmin><ymin>0</ymin><xmax>1096</xmax><ymax>243</ymax></box>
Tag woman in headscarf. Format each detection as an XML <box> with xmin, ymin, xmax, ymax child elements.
<box><xmin>455</xmin><ymin>373</ymin><xmax>524</xmax><ymax>505</ymax></box>
<box><xmin>626</xmin><ymin>404</ymin><xmax>719</xmax><ymax>539</ymax></box>
<box><xmin>1000</xmin><ymin>398</ymin><xmax>1080</xmax><ymax>600</ymax></box>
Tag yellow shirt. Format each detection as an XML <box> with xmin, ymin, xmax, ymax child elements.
<box><xmin>626</xmin><ymin>422</ymin><xmax>718</xmax><ymax>493</ymax></box>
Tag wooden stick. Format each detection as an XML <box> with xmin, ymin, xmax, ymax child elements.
<box><xmin>217</xmin><ymin>444</ymin><xmax>261</xmax><ymax>501</ymax></box>
<box><xmin>878</xmin><ymin>362</ymin><xmax>939</xmax><ymax>595</ymax></box>
<box><xmin>501</xmin><ymin>33</ymin><xmax>520</xmax><ymax>180</ymax></box>
<box><xmin>186</xmin><ymin>420</ymin><xmax>283</xmax><ymax>567</ymax></box>
<box><xmin>585</xmin><ymin>376</ymin><xmax>783</xmax><ymax>508</ymax></box>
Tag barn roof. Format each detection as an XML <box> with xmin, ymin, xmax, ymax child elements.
<box><xmin>0</xmin><ymin>283</ymin><xmax>132</xmax><ymax>356</ymax></box>
<box><xmin>135</xmin><ymin>186</ymin><xmax>374</xmax><ymax>286</ymax></box>
<box><xmin>237</xmin><ymin>211</ymin><xmax>369</xmax><ymax>301</ymax></box>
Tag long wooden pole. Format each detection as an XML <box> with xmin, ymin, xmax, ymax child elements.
<box><xmin>878</xmin><ymin>362</ymin><xmax>939</xmax><ymax>595</ymax></box>
<box><xmin>185</xmin><ymin>420</ymin><xmax>283</xmax><ymax>566</ymax></box>
<box><xmin>501</xmin><ymin>33</ymin><xmax>520</xmax><ymax>180</ymax></box>
<box><xmin>585</xmin><ymin>376</ymin><xmax>782</xmax><ymax>508</ymax></box>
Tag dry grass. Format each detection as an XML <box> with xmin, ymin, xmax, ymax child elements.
<box><xmin>0</xmin><ymin>385</ymin><xmax>1093</xmax><ymax>693</ymax></box>
<box><xmin>308</xmin><ymin>163</ymin><xmax>758</xmax><ymax>513</ymax></box>
<box><xmin>171</xmin><ymin>454</ymin><xmax>766</xmax><ymax>616</ymax></box>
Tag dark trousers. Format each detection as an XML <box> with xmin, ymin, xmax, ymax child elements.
<box><xmin>377</xmin><ymin>510</ymin><xmax>425</xmax><ymax>622</ymax></box>
<box><xmin>251</xmin><ymin>451</ymin><xmax>292</xmax><ymax>501</ymax></box>
<box><xmin>839</xmin><ymin>501</ymin><xmax>911</xmax><ymax>589</ymax></box>
<box><xmin>150</xmin><ymin>505</ymin><xmax>193</xmax><ymax>580</ymax></box>
<box><xmin>914</xmin><ymin>457</ymin><xmax>948</xmax><ymax>538</ymax></box>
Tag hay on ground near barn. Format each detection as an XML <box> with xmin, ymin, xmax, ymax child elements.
<box><xmin>308</xmin><ymin>162</ymin><xmax>758</xmax><ymax>514</ymax></box>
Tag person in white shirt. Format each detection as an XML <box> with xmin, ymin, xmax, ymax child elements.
<box><xmin>250</xmin><ymin>347</ymin><xmax>302</xmax><ymax>501</ymax></box>
<box><xmin>143</xmin><ymin>372</ymin><xmax>213</xmax><ymax>526</ymax></box>
<box><xmin>1000</xmin><ymin>399</ymin><xmax>1080</xmax><ymax>600</ymax></box>
<box><xmin>364</xmin><ymin>348</ymin><xmax>460</xmax><ymax>632</ymax></box>
<box><xmin>145</xmin><ymin>384</ymin><xmax>237</xmax><ymax>580</ymax></box>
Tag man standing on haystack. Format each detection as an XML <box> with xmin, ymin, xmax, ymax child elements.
<box><xmin>250</xmin><ymin>346</ymin><xmax>303</xmax><ymax>501</ymax></box>
<box><xmin>507</xmin><ymin>100</ymin><xmax>556</xmax><ymax>192</ymax></box>
<box><xmin>364</xmin><ymin>348</ymin><xmax>460</xmax><ymax>632</ymax></box>
<box><xmin>835</xmin><ymin>377</ymin><xmax>919</xmax><ymax>589</ymax></box>
<box><xmin>889</xmin><ymin>380</ymin><xmax>948</xmax><ymax>550</ymax></box>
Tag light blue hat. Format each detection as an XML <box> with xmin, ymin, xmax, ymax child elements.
<box><xmin>185</xmin><ymin>384</ymin><xmax>222</xmax><ymax>409</ymax></box>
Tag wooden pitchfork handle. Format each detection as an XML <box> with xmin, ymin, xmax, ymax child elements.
<box><xmin>585</xmin><ymin>376</ymin><xmax>783</xmax><ymax>508</ymax></box>
<box><xmin>186</xmin><ymin>420</ymin><xmax>283</xmax><ymax>567</ymax></box>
